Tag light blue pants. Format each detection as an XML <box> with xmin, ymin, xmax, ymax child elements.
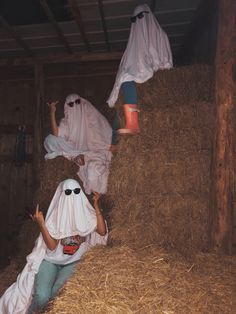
<box><xmin>28</xmin><ymin>259</ymin><xmax>77</xmax><ymax>313</ymax></box>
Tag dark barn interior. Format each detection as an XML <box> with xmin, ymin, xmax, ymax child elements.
<box><xmin>0</xmin><ymin>0</ymin><xmax>235</xmax><ymax>313</ymax></box>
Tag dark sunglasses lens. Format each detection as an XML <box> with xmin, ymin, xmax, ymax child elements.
<box><xmin>67</xmin><ymin>102</ymin><xmax>74</xmax><ymax>107</ymax></box>
<box><xmin>130</xmin><ymin>16</ymin><xmax>136</xmax><ymax>23</ymax></box>
<box><xmin>65</xmin><ymin>189</ymin><xmax>72</xmax><ymax>195</ymax></box>
<box><xmin>74</xmin><ymin>188</ymin><xmax>81</xmax><ymax>194</ymax></box>
<box><xmin>75</xmin><ymin>99</ymin><xmax>81</xmax><ymax>105</ymax></box>
<box><xmin>137</xmin><ymin>12</ymin><xmax>144</xmax><ymax>19</ymax></box>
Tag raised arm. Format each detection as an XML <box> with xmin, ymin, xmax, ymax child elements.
<box><xmin>48</xmin><ymin>101</ymin><xmax>59</xmax><ymax>136</ymax></box>
<box><xmin>92</xmin><ymin>192</ymin><xmax>106</xmax><ymax>236</ymax></box>
<box><xmin>31</xmin><ymin>204</ymin><xmax>59</xmax><ymax>251</ymax></box>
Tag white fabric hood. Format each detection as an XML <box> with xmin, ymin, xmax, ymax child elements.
<box><xmin>46</xmin><ymin>179</ymin><xmax>97</xmax><ymax>238</ymax></box>
<box><xmin>107</xmin><ymin>4</ymin><xmax>173</xmax><ymax>107</ymax></box>
<box><xmin>60</xmin><ymin>93</ymin><xmax>112</xmax><ymax>151</ymax></box>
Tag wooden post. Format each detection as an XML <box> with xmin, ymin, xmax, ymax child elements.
<box><xmin>34</xmin><ymin>64</ymin><xmax>44</xmax><ymax>189</ymax></box>
<box><xmin>210</xmin><ymin>0</ymin><xmax>236</xmax><ymax>253</ymax></box>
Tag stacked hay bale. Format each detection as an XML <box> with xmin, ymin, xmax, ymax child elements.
<box><xmin>18</xmin><ymin>64</ymin><xmax>215</xmax><ymax>258</ymax></box>
<box><xmin>44</xmin><ymin>65</ymin><xmax>236</xmax><ymax>313</ymax></box>
<box><xmin>107</xmin><ymin>64</ymin><xmax>215</xmax><ymax>253</ymax></box>
<box><xmin>46</xmin><ymin>245</ymin><xmax>236</xmax><ymax>314</ymax></box>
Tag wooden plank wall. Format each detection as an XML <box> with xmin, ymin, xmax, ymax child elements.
<box><xmin>177</xmin><ymin>0</ymin><xmax>218</xmax><ymax>65</ymax></box>
<box><xmin>0</xmin><ymin>79</ymin><xmax>35</xmax><ymax>266</ymax></box>
<box><xmin>0</xmin><ymin>61</ymin><xmax>118</xmax><ymax>266</ymax></box>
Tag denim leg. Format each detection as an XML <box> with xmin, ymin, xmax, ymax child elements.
<box><xmin>28</xmin><ymin>260</ymin><xmax>58</xmax><ymax>313</ymax></box>
<box><xmin>111</xmin><ymin>112</ymin><xmax>119</xmax><ymax>145</ymax></box>
<box><xmin>51</xmin><ymin>261</ymin><xmax>77</xmax><ymax>298</ymax></box>
<box><xmin>121</xmin><ymin>81</ymin><xmax>138</xmax><ymax>104</ymax></box>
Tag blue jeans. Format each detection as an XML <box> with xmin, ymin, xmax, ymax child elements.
<box><xmin>121</xmin><ymin>81</ymin><xmax>137</xmax><ymax>104</ymax></box>
<box><xmin>28</xmin><ymin>260</ymin><xmax>77</xmax><ymax>313</ymax></box>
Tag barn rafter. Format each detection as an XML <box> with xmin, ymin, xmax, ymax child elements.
<box><xmin>39</xmin><ymin>0</ymin><xmax>72</xmax><ymax>54</ymax></box>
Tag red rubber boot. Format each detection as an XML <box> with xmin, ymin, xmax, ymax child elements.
<box><xmin>118</xmin><ymin>104</ymin><xmax>140</xmax><ymax>134</ymax></box>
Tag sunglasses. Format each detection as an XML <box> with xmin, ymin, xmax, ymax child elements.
<box><xmin>67</xmin><ymin>98</ymin><xmax>81</xmax><ymax>107</ymax></box>
<box><xmin>64</xmin><ymin>188</ymin><xmax>81</xmax><ymax>195</ymax></box>
<box><xmin>130</xmin><ymin>11</ymin><xmax>149</xmax><ymax>23</ymax></box>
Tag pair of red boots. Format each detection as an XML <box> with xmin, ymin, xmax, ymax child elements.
<box><xmin>118</xmin><ymin>104</ymin><xmax>140</xmax><ymax>134</ymax></box>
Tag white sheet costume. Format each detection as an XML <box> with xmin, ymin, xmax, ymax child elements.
<box><xmin>0</xmin><ymin>179</ymin><xmax>108</xmax><ymax>314</ymax></box>
<box><xmin>107</xmin><ymin>4</ymin><xmax>173</xmax><ymax>107</ymax></box>
<box><xmin>44</xmin><ymin>94</ymin><xmax>112</xmax><ymax>194</ymax></box>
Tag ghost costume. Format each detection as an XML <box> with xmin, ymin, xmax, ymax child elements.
<box><xmin>44</xmin><ymin>94</ymin><xmax>112</xmax><ymax>194</ymax></box>
<box><xmin>0</xmin><ymin>179</ymin><xmax>108</xmax><ymax>314</ymax></box>
<box><xmin>107</xmin><ymin>4</ymin><xmax>173</xmax><ymax>107</ymax></box>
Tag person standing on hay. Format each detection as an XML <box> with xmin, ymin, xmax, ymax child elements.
<box><xmin>0</xmin><ymin>179</ymin><xmax>108</xmax><ymax>314</ymax></box>
<box><xmin>107</xmin><ymin>4</ymin><xmax>173</xmax><ymax>134</ymax></box>
<box><xmin>44</xmin><ymin>93</ymin><xmax>114</xmax><ymax>195</ymax></box>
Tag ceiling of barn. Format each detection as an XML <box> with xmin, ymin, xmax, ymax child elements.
<box><xmin>0</xmin><ymin>0</ymin><xmax>202</xmax><ymax>61</ymax></box>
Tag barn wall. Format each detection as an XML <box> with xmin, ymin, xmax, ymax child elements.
<box><xmin>177</xmin><ymin>0</ymin><xmax>219</xmax><ymax>65</ymax></box>
<box><xmin>0</xmin><ymin>78</ymin><xmax>35</xmax><ymax>267</ymax></box>
<box><xmin>0</xmin><ymin>62</ymin><xmax>118</xmax><ymax>267</ymax></box>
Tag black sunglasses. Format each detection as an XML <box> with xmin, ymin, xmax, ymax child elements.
<box><xmin>67</xmin><ymin>98</ymin><xmax>81</xmax><ymax>107</ymax></box>
<box><xmin>64</xmin><ymin>188</ymin><xmax>81</xmax><ymax>195</ymax></box>
<box><xmin>130</xmin><ymin>11</ymin><xmax>149</xmax><ymax>23</ymax></box>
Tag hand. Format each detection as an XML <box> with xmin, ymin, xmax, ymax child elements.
<box><xmin>92</xmin><ymin>191</ymin><xmax>101</xmax><ymax>205</ymax></box>
<box><xmin>47</xmin><ymin>100</ymin><xmax>59</xmax><ymax>115</ymax></box>
<box><xmin>31</xmin><ymin>204</ymin><xmax>45</xmax><ymax>227</ymax></box>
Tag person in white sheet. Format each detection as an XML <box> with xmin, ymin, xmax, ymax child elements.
<box><xmin>44</xmin><ymin>93</ymin><xmax>113</xmax><ymax>195</ymax></box>
<box><xmin>0</xmin><ymin>179</ymin><xmax>108</xmax><ymax>314</ymax></box>
<box><xmin>107</xmin><ymin>4</ymin><xmax>173</xmax><ymax>133</ymax></box>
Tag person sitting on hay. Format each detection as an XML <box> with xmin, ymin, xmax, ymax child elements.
<box><xmin>44</xmin><ymin>93</ymin><xmax>115</xmax><ymax>195</ymax></box>
<box><xmin>0</xmin><ymin>179</ymin><xmax>108</xmax><ymax>314</ymax></box>
<box><xmin>107</xmin><ymin>4</ymin><xmax>173</xmax><ymax>134</ymax></box>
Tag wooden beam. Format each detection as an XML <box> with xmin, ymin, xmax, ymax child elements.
<box><xmin>0</xmin><ymin>16</ymin><xmax>33</xmax><ymax>57</ymax></box>
<box><xmin>97</xmin><ymin>0</ymin><xmax>110</xmax><ymax>51</ymax></box>
<box><xmin>68</xmin><ymin>0</ymin><xmax>91</xmax><ymax>51</ymax></box>
<box><xmin>34</xmin><ymin>64</ymin><xmax>45</xmax><ymax>188</ymax></box>
<box><xmin>39</xmin><ymin>0</ymin><xmax>72</xmax><ymax>54</ymax></box>
<box><xmin>209</xmin><ymin>0</ymin><xmax>236</xmax><ymax>254</ymax></box>
<box><xmin>0</xmin><ymin>51</ymin><xmax>122</xmax><ymax>66</ymax></box>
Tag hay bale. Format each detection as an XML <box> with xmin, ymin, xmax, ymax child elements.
<box><xmin>46</xmin><ymin>245</ymin><xmax>236</xmax><ymax>314</ymax></box>
<box><xmin>107</xmin><ymin>100</ymin><xmax>214</xmax><ymax>252</ymax></box>
<box><xmin>137</xmin><ymin>64</ymin><xmax>214</xmax><ymax>106</ymax></box>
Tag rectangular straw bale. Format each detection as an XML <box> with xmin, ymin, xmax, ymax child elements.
<box><xmin>107</xmin><ymin>65</ymin><xmax>215</xmax><ymax>253</ymax></box>
<box><xmin>46</xmin><ymin>245</ymin><xmax>236</xmax><ymax>314</ymax></box>
<box><xmin>137</xmin><ymin>64</ymin><xmax>214</xmax><ymax>107</ymax></box>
